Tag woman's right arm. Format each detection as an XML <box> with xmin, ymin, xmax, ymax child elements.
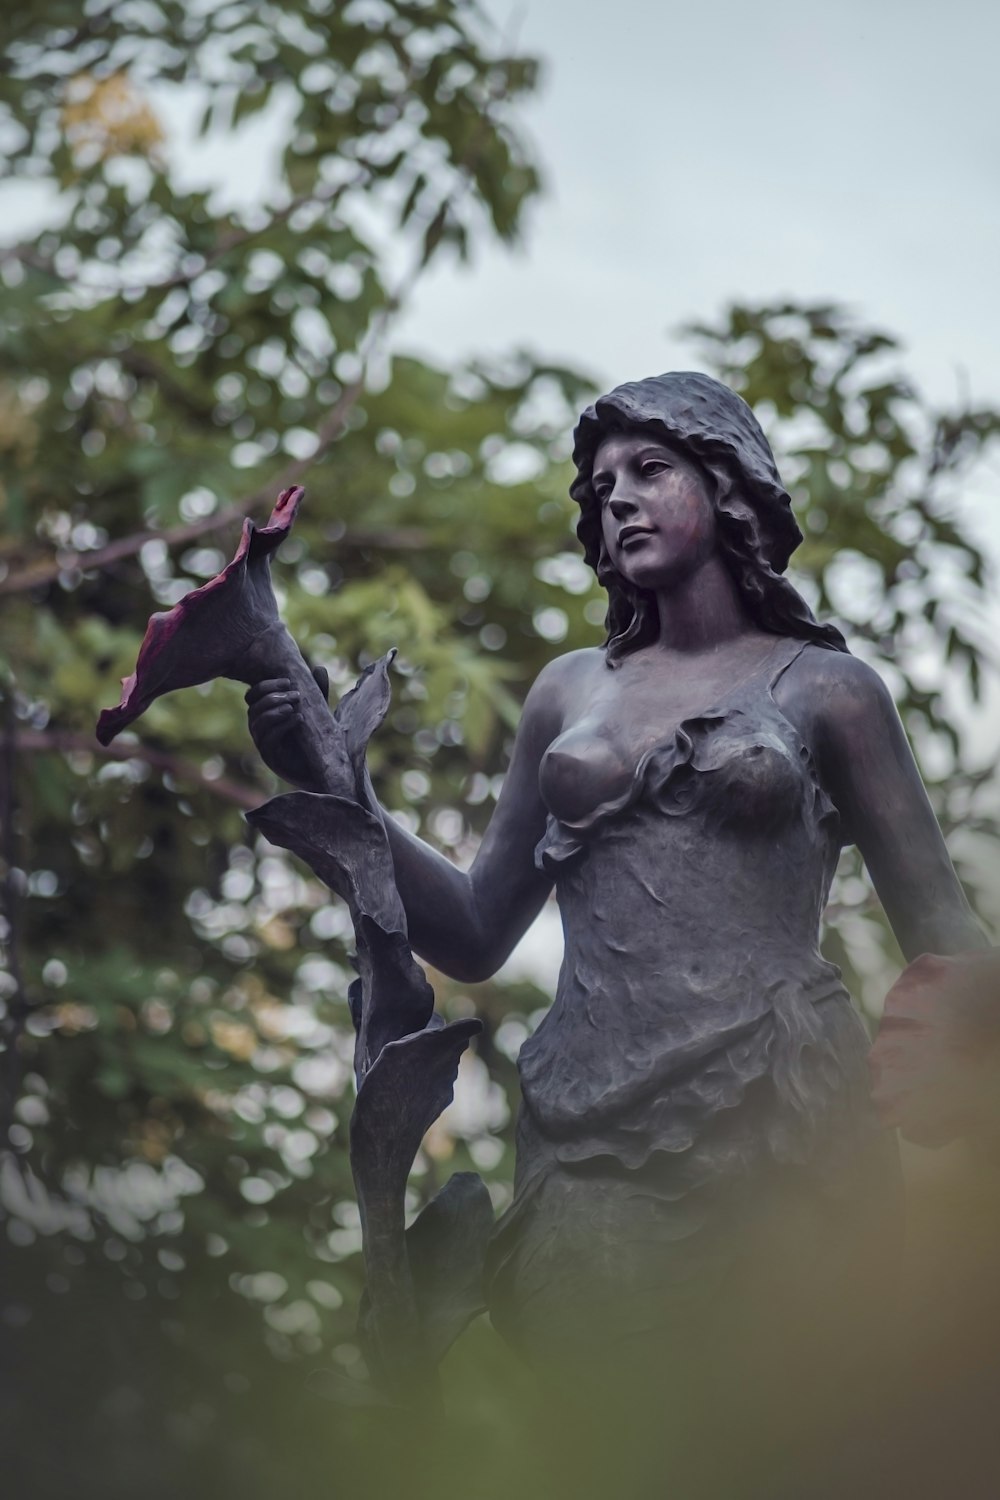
<box><xmin>249</xmin><ymin>655</ymin><xmax>578</xmax><ymax>984</ymax></box>
<box><xmin>379</xmin><ymin>660</ymin><xmax>563</xmax><ymax>979</ymax></box>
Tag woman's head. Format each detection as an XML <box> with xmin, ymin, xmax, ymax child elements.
<box><xmin>592</xmin><ymin>428</ymin><xmax>719</xmax><ymax>595</ymax></box>
<box><xmin>571</xmin><ymin>372</ymin><xmax>848</xmax><ymax>662</ymax></box>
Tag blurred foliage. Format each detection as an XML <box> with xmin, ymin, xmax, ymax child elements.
<box><xmin>0</xmin><ymin>3</ymin><xmax>998</xmax><ymax>1495</ymax></box>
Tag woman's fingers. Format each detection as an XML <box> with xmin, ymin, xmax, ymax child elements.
<box><xmin>257</xmin><ymin>704</ymin><xmax>302</xmax><ymax>748</ymax></box>
<box><xmin>248</xmin><ymin>688</ymin><xmax>303</xmax><ymax>756</ymax></box>
<box><xmin>311</xmin><ymin>662</ymin><xmax>329</xmax><ymax>702</ymax></box>
<box><xmin>249</xmin><ymin>690</ymin><xmax>300</xmax><ymax>712</ymax></box>
<box><xmin>248</xmin><ymin>690</ymin><xmax>299</xmax><ymax>727</ymax></box>
<box><xmin>259</xmin><ymin>715</ymin><xmax>300</xmax><ymax>754</ymax></box>
<box><xmin>246</xmin><ymin>677</ymin><xmax>294</xmax><ymax>706</ymax></box>
<box><xmin>253</xmin><ymin>703</ymin><xmax>299</xmax><ymax>732</ymax></box>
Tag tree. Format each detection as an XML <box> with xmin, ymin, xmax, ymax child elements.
<box><xmin>1</xmin><ymin>5</ymin><xmax>997</xmax><ymax>1493</ymax></box>
<box><xmin>0</xmin><ymin>4</ymin><xmax>590</xmax><ymax>1490</ymax></box>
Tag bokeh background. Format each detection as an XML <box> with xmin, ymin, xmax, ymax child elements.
<box><xmin>1</xmin><ymin>2</ymin><xmax>999</xmax><ymax>1495</ymax></box>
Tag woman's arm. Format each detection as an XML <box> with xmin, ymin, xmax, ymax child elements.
<box><xmin>778</xmin><ymin>648</ymin><xmax>987</xmax><ymax>960</ymax></box>
<box><xmin>379</xmin><ymin>657</ymin><xmax>574</xmax><ymax>981</ymax></box>
<box><xmin>249</xmin><ymin>654</ymin><xmax>580</xmax><ymax>983</ymax></box>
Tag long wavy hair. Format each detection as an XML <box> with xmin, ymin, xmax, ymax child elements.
<box><xmin>570</xmin><ymin>372</ymin><xmax>848</xmax><ymax>665</ymax></box>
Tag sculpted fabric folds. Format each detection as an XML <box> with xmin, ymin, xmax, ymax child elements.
<box><xmin>488</xmin><ymin>639</ymin><xmax>894</xmax><ymax>1358</ymax></box>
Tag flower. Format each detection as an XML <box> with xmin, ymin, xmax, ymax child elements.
<box><xmin>96</xmin><ymin>486</ymin><xmax>304</xmax><ymax>746</ymax></box>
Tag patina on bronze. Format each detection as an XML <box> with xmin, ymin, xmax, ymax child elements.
<box><xmin>101</xmin><ymin>372</ymin><xmax>989</xmax><ymax>1468</ymax></box>
<box><xmin>248</xmin><ymin>373</ymin><xmax>989</xmax><ymax>1454</ymax></box>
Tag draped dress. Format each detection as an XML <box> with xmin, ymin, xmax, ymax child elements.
<box><xmin>486</xmin><ymin>637</ymin><xmax>902</xmax><ymax>1404</ymax></box>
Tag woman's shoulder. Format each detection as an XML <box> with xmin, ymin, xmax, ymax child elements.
<box><xmin>527</xmin><ymin>646</ymin><xmax>606</xmax><ymax>695</ymax></box>
<box><xmin>778</xmin><ymin>641</ymin><xmax>898</xmax><ymax>745</ymax></box>
<box><xmin>520</xmin><ymin>647</ymin><xmax>606</xmax><ymax>735</ymax></box>
<box><xmin>784</xmin><ymin>642</ymin><xmax>892</xmax><ymax>704</ymax></box>
<box><xmin>535</xmin><ymin>645</ymin><xmax>606</xmax><ymax>686</ymax></box>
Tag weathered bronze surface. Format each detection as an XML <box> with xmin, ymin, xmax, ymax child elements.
<box><xmin>100</xmin><ymin>373</ymin><xmax>989</xmax><ymax>1450</ymax></box>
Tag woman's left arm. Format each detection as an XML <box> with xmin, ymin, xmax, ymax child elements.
<box><xmin>780</xmin><ymin>648</ymin><xmax>999</xmax><ymax>1145</ymax></box>
<box><xmin>778</xmin><ymin>649</ymin><xmax>987</xmax><ymax>961</ymax></box>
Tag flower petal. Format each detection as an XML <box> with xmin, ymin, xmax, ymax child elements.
<box><xmin>96</xmin><ymin>486</ymin><xmax>304</xmax><ymax>745</ymax></box>
<box><xmin>246</xmin><ymin>789</ymin><xmax>437</xmax><ymax>1077</ymax></box>
<box><xmin>334</xmin><ymin>649</ymin><xmax>397</xmax><ymax>798</ymax></box>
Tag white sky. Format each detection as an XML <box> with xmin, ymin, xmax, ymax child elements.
<box><xmin>403</xmin><ymin>0</ymin><xmax>1000</xmax><ymax>423</ymax></box>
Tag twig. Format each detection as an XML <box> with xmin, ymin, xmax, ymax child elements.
<box><xmin>2</xmin><ymin>729</ymin><xmax>263</xmax><ymax>811</ymax></box>
<box><xmin>118</xmin><ymin>348</ymin><xmax>216</xmax><ymax>421</ymax></box>
<box><xmin>0</xmin><ymin>143</ymin><xmax>372</xmax><ymax>299</ymax></box>
<box><xmin>0</xmin><ymin>259</ymin><xmax>412</xmax><ymax>599</ymax></box>
<box><xmin>0</xmin><ymin>497</ymin><xmax>258</xmax><ymax>596</ymax></box>
<box><xmin>0</xmin><ymin>512</ymin><xmax>432</xmax><ymax>596</ymax></box>
<box><xmin>0</xmin><ymin>6</ymin><xmax>113</xmax><ymax>77</ymax></box>
<box><xmin>134</xmin><ymin>175</ymin><xmax>365</xmax><ymax>298</ymax></box>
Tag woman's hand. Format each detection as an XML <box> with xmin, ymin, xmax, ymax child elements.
<box><xmin>869</xmin><ymin>950</ymin><xmax>1000</xmax><ymax>1148</ymax></box>
<box><xmin>246</xmin><ymin>665</ymin><xmax>330</xmax><ymax>790</ymax></box>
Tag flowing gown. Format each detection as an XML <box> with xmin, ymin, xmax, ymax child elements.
<box><xmin>486</xmin><ymin>638</ymin><xmax>902</xmax><ymax>1453</ymax></box>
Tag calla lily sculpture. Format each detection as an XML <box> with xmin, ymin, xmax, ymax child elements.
<box><xmin>98</xmin><ymin>486</ymin><xmax>348</xmax><ymax>794</ymax></box>
<box><xmin>98</xmin><ymin>487</ymin><xmax>304</xmax><ymax>743</ymax></box>
<box><xmin>97</xmin><ymin>489</ymin><xmax>493</xmax><ymax>1403</ymax></box>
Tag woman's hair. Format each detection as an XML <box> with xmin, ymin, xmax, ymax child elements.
<box><xmin>570</xmin><ymin>373</ymin><xmax>848</xmax><ymax>665</ymax></box>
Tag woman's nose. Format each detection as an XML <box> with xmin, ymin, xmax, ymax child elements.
<box><xmin>608</xmin><ymin>492</ymin><xmax>637</xmax><ymax>520</ymax></box>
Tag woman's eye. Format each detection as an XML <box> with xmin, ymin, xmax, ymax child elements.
<box><xmin>640</xmin><ymin>461</ymin><xmax>668</xmax><ymax>479</ymax></box>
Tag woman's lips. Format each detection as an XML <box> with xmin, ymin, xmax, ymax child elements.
<box><xmin>619</xmin><ymin>525</ymin><xmax>654</xmax><ymax>548</ymax></box>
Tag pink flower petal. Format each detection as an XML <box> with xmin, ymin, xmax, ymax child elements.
<box><xmin>96</xmin><ymin>486</ymin><xmax>304</xmax><ymax>745</ymax></box>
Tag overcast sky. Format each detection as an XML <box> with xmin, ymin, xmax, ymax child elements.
<box><xmin>402</xmin><ymin>0</ymin><xmax>1000</xmax><ymax>428</ymax></box>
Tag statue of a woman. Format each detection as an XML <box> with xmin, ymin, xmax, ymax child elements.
<box><xmin>247</xmin><ymin>373</ymin><xmax>987</xmax><ymax>1481</ymax></box>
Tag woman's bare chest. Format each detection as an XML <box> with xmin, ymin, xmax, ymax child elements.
<box><xmin>540</xmin><ymin>640</ymin><xmax>793</xmax><ymax>825</ymax></box>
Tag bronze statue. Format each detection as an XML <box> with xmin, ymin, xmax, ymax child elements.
<box><xmin>100</xmin><ymin>372</ymin><xmax>989</xmax><ymax>1484</ymax></box>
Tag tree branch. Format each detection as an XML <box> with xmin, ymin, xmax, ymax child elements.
<box><xmin>0</xmin><ymin>370</ymin><xmax>368</xmax><ymax>595</ymax></box>
<box><xmin>2</xmin><ymin>729</ymin><xmax>264</xmax><ymax>811</ymax></box>
<box><xmin>0</xmin><ymin>511</ymin><xmax>431</xmax><ymax>596</ymax></box>
<box><xmin>136</xmin><ymin>174</ymin><xmax>366</xmax><ymax>297</ymax></box>
<box><xmin>119</xmin><ymin>348</ymin><xmax>216</xmax><ymax>422</ymax></box>
<box><xmin>0</xmin><ymin>160</ymin><xmax>374</xmax><ymax>297</ymax></box>
<box><xmin>0</xmin><ymin>272</ymin><xmax>429</xmax><ymax>597</ymax></box>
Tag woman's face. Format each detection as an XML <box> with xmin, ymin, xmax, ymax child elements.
<box><xmin>593</xmin><ymin>429</ymin><xmax>717</xmax><ymax>592</ymax></box>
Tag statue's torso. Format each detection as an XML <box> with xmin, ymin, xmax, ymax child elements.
<box><xmin>516</xmin><ymin>635</ymin><xmax>868</xmax><ymax>1171</ymax></box>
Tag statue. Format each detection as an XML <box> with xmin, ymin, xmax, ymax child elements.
<box><xmin>99</xmin><ymin>373</ymin><xmax>991</xmax><ymax>1489</ymax></box>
